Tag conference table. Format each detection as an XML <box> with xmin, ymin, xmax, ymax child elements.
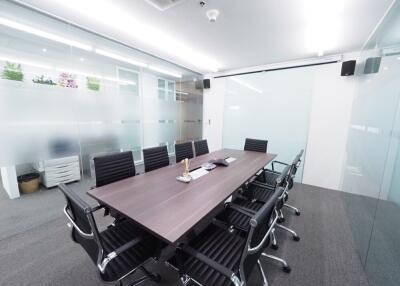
<box><xmin>88</xmin><ymin>148</ymin><xmax>276</xmax><ymax>245</ymax></box>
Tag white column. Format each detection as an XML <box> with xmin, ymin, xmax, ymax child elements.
<box><xmin>1</xmin><ymin>166</ymin><xmax>20</xmax><ymax>199</ymax></box>
<box><xmin>202</xmin><ymin>77</ymin><xmax>226</xmax><ymax>151</ymax></box>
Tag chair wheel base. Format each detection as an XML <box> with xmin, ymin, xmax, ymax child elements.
<box><xmin>151</xmin><ymin>273</ymin><xmax>162</xmax><ymax>283</ymax></box>
<box><xmin>283</xmin><ymin>266</ymin><xmax>291</xmax><ymax>273</ymax></box>
<box><xmin>295</xmin><ymin>210</ymin><xmax>301</xmax><ymax>216</ymax></box>
<box><xmin>293</xmin><ymin>235</ymin><xmax>300</xmax><ymax>241</ymax></box>
<box><xmin>271</xmin><ymin>244</ymin><xmax>279</xmax><ymax>250</ymax></box>
<box><xmin>277</xmin><ymin>217</ymin><xmax>285</xmax><ymax>223</ymax></box>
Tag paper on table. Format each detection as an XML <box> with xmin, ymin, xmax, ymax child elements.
<box><xmin>225</xmin><ymin>157</ymin><xmax>237</xmax><ymax>163</ymax></box>
<box><xmin>189</xmin><ymin>167</ymin><xmax>209</xmax><ymax>180</ymax></box>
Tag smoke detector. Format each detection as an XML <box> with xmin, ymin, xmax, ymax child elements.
<box><xmin>206</xmin><ymin>9</ymin><xmax>220</xmax><ymax>22</ymax></box>
<box><xmin>145</xmin><ymin>0</ymin><xmax>187</xmax><ymax>11</ymax></box>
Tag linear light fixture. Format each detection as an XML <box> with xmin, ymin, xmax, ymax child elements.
<box><xmin>0</xmin><ymin>55</ymin><xmax>52</xmax><ymax>70</ymax></box>
<box><xmin>0</xmin><ymin>17</ymin><xmax>92</xmax><ymax>51</ymax></box>
<box><xmin>149</xmin><ymin>65</ymin><xmax>182</xmax><ymax>78</ymax></box>
<box><xmin>50</xmin><ymin>0</ymin><xmax>221</xmax><ymax>72</ymax></box>
<box><xmin>230</xmin><ymin>77</ymin><xmax>262</xmax><ymax>94</ymax></box>
<box><xmin>176</xmin><ymin>91</ymin><xmax>189</xmax><ymax>95</ymax></box>
<box><xmin>94</xmin><ymin>48</ymin><xmax>147</xmax><ymax>68</ymax></box>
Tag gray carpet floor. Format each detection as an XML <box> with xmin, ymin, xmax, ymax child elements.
<box><xmin>0</xmin><ymin>181</ymin><xmax>372</xmax><ymax>286</ymax></box>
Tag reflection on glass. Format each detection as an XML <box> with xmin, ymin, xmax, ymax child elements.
<box><xmin>0</xmin><ymin>1</ymin><xmax>203</xmax><ymax>189</ymax></box>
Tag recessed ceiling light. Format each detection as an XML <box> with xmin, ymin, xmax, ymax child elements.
<box><xmin>397</xmin><ymin>56</ymin><xmax>400</xmax><ymax>60</ymax></box>
<box><xmin>318</xmin><ymin>50</ymin><xmax>324</xmax><ymax>56</ymax></box>
<box><xmin>79</xmin><ymin>57</ymin><xmax>85</xmax><ymax>62</ymax></box>
<box><xmin>0</xmin><ymin>17</ymin><xmax>92</xmax><ymax>51</ymax></box>
<box><xmin>384</xmin><ymin>66</ymin><xmax>388</xmax><ymax>70</ymax></box>
<box><xmin>42</xmin><ymin>48</ymin><xmax>47</xmax><ymax>52</ymax></box>
<box><xmin>51</xmin><ymin>0</ymin><xmax>221</xmax><ymax>72</ymax></box>
<box><xmin>94</xmin><ymin>48</ymin><xmax>147</xmax><ymax>67</ymax></box>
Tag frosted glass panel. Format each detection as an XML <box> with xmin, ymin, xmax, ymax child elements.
<box><xmin>341</xmin><ymin>2</ymin><xmax>400</xmax><ymax>285</ymax></box>
<box><xmin>223</xmin><ymin>68</ymin><xmax>314</xmax><ymax>180</ymax></box>
<box><xmin>0</xmin><ymin>1</ymin><xmax>203</xmax><ymax>177</ymax></box>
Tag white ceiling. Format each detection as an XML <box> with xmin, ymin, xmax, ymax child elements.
<box><xmin>15</xmin><ymin>0</ymin><xmax>394</xmax><ymax>74</ymax></box>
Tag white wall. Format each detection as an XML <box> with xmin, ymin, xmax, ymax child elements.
<box><xmin>302</xmin><ymin>63</ymin><xmax>356</xmax><ymax>190</ymax></box>
<box><xmin>203</xmin><ymin>56</ymin><xmax>359</xmax><ymax>191</ymax></box>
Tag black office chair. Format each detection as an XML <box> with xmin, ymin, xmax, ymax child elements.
<box><xmin>94</xmin><ymin>151</ymin><xmax>136</xmax><ymax>187</ymax></box>
<box><xmin>241</xmin><ymin>165</ymin><xmax>300</xmax><ymax>242</ymax></box>
<box><xmin>175</xmin><ymin>142</ymin><xmax>194</xmax><ymax>163</ymax></box>
<box><xmin>58</xmin><ymin>183</ymin><xmax>161</xmax><ymax>286</ymax></box>
<box><xmin>244</xmin><ymin>138</ymin><xmax>268</xmax><ymax>153</ymax></box>
<box><xmin>173</xmin><ymin>187</ymin><xmax>284</xmax><ymax>286</ymax></box>
<box><xmin>93</xmin><ymin>151</ymin><xmax>136</xmax><ymax>220</ymax></box>
<box><xmin>143</xmin><ymin>146</ymin><xmax>169</xmax><ymax>172</ymax></box>
<box><xmin>257</xmin><ymin>150</ymin><xmax>304</xmax><ymax>216</ymax></box>
<box><xmin>194</xmin><ymin>139</ymin><xmax>209</xmax><ymax>156</ymax></box>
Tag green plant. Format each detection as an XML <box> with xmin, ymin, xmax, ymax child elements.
<box><xmin>86</xmin><ymin>77</ymin><xmax>100</xmax><ymax>91</ymax></box>
<box><xmin>32</xmin><ymin>75</ymin><xmax>56</xmax><ymax>85</ymax></box>
<box><xmin>2</xmin><ymin>62</ymin><xmax>24</xmax><ymax>81</ymax></box>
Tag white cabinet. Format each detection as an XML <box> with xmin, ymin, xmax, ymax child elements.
<box><xmin>34</xmin><ymin>156</ymin><xmax>81</xmax><ymax>188</ymax></box>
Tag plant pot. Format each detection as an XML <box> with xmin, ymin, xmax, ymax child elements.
<box><xmin>17</xmin><ymin>173</ymin><xmax>40</xmax><ymax>194</ymax></box>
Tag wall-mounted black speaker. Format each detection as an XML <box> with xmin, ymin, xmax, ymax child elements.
<box><xmin>203</xmin><ymin>79</ymin><xmax>211</xmax><ymax>89</ymax></box>
<box><xmin>364</xmin><ymin>57</ymin><xmax>381</xmax><ymax>74</ymax></box>
<box><xmin>341</xmin><ymin>60</ymin><xmax>356</xmax><ymax>76</ymax></box>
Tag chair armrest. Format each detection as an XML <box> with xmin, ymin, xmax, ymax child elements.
<box><xmin>90</xmin><ymin>204</ymin><xmax>106</xmax><ymax>212</ymax></box>
<box><xmin>98</xmin><ymin>235</ymin><xmax>146</xmax><ymax>273</ymax></box>
<box><xmin>271</xmin><ymin>160</ymin><xmax>288</xmax><ymax>171</ymax></box>
<box><xmin>250</xmin><ymin>180</ymin><xmax>275</xmax><ymax>190</ymax></box>
<box><xmin>183</xmin><ymin>246</ymin><xmax>242</xmax><ymax>285</ymax></box>
<box><xmin>64</xmin><ymin>206</ymin><xmax>93</xmax><ymax>238</ymax></box>
<box><xmin>226</xmin><ymin>203</ymin><xmax>256</xmax><ymax>217</ymax></box>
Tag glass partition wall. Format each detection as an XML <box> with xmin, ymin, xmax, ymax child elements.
<box><xmin>341</xmin><ymin>2</ymin><xmax>400</xmax><ymax>286</ymax></box>
<box><xmin>223</xmin><ymin>67</ymin><xmax>316</xmax><ymax>181</ymax></box>
<box><xmin>0</xmin><ymin>1</ymin><xmax>203</xmax><ymax>190</ymax></box>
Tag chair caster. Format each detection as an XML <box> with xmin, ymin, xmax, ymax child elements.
<box><xmin>271</xmin><ymin>244</ymin><xmax>279</xmax><ymax>250</ymax></box>
<box><xmin>277</xmin><ymin>217</ymin><xmax>285</xmax><ymax>223</ymax></box>
<box><xmin>151</xmin><ymin>273</ymin><xmax>162</xmax><ymax>283</ymax></box>
<box><xmin>295</xmin><ymin>210</ymin><xmax>301</xmax><ymax>216</ymax></box>
<box><xmin>283</xmin><ymin>266</ymin><xmax>291</xmax><ymax>273</ymax></box>
<box><xmin>293</xmin><ymin>235</ymin><xmax>300</xmax><ymax>241</ymax></box>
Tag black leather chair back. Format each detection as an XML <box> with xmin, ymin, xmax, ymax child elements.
<box><xmin>143</xmin><ymin>146</ymin><xmax>169</xmax><ymax>172</ymax></box>
<box><xmin>175</xmin><ymin>142</ymin><xmax>194</xmax><ymax>163</ymax></box>
<box><xmin>59</xmin><ymin>183</ymin><xmax>101</xmax><ymax>264</ymax></box>
<box><xmin>244</xmin><ymin>138</ymin><xmax>268</xmax><ymax>153</ymax></box>
<box><xmin>241</xmin><ymin>187</ymin><xmax>282</xmax><ymax>281</ymax></box>
<box><xmin>275</xmin><ymin>165</ymin><xmax>291</xmax><ymax>210</ymax></box>
<box><xmin>94</xmin><ymin>151</ymin><xmax>136</xmax><ymax>187</ymax></box>
<box><xmin>194</xmin><ymin>139</ymin><xmax>209</xmax><ymax>156</ymax></box>
<box><xmin>291</xmin><ymin>149</ymin><xmax>304</xmax><ymax>176</ymax></box>
<box><xmin>287</xmin><ymin>149</ymin><xmax>304</xmax><ymax>189</ymax></box>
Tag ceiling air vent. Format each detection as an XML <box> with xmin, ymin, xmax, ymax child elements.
<box><xmin>144</xmin><ymin>0</ymin><xmax>187</xmax><ymax>11</ymax></box>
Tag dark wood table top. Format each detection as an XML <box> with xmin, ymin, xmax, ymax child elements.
<box><xmin>88</xmin><ymin>149</ymin><xmax>276</xmax><ymax>244</ymax></box>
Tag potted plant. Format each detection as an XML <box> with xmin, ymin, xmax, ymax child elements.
<box><xmin>32</xmin><ymin>75</ymin><xmax>57</xmax><ymax>85</ymax></box>
<box><xmin>2</xmin><ymin>62</ymin><xmax>24</xmax><ymax>81</ymax></box>
<box><xmin>58</xmin><ymin>72</ymin><xmax>78</xmax><ymax>88</ymax></box>
<box><xmin>86</xmin><ymin>77</ymin><xmax>100</xmax><ymax>91</ymax></box>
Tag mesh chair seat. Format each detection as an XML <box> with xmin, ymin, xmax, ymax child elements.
<box><xmin>182</xmin><ymin>224</ymin><xmax>245</xmax><ymax>286</ymax></box>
